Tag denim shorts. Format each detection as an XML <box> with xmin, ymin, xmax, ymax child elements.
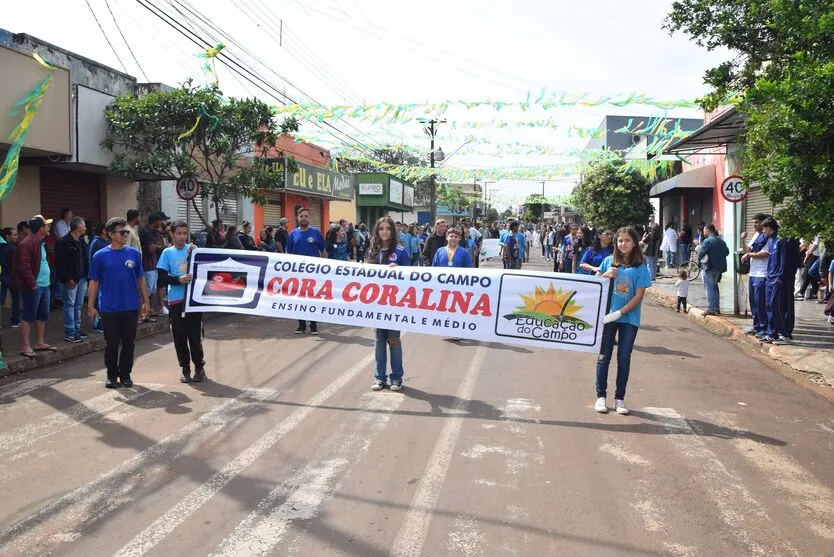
<box><xmin>23</xmin><ymin>285</ymin><xmax>50</xmax><ymax>323</ymax></box>
<box><xmin>145</xmin><ymin>269</ymin><xmax>158</xmax><ymax>292</ymax></box>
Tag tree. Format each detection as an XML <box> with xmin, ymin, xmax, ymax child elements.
<box><xmin>104</xmin><ymin>81</ymin><xmax>298</xmax><ymax>226</ymax></box>
<box><xmin>573</xmin><ymin>161</ymin><xmax>653</xmax><ymax>228</ymax></box>
<box><xmin>666</xmin><ymin>1</ymin><xmax>834</xmax><ymax>240</ymax></box>
<box><xmin>486</xmin><ymin>207</ymin><xmax>500</xmax><ymax>223</ymax></box>
<box><xmin>522</xmin><ymin>193</ymin><xmax>549</xmax><ymax>224</ymax></box>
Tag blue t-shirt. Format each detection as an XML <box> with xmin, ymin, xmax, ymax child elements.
<box><xmin>409</xmin><ymin>234</ymin><xmax>420</xmax><ymax>254</ymax></box>
<box><xmin>286</xmin><ymin>227</ymin><xmax>326</xmax><ymax>257</ymax></box>
<box><xmin>516</xmin><ymin>232</ymin><xmax>526</xmax><ymax>260</ymax></box>
<box><xmin>157</xmin><ymin>245</ymin><xmax>190</xmax><ymax>304</ymax></box>
<box><xmin>432</xmin><ymin>245</ymin><xmax>473</xmax><ymax>268</ymax></box>
<box><xmin>599</xmin><ymin>255</ymin><xmax>651</xmax><ymax>327</ymax></box>
<box><xmin>829</xmin><ymin>259</ymin><xmax>834</xmax><ymax>275</ymax></box>
<box><xmin>372</xmin><ymin>246</ymin><xmax>411</xmax><ymax>266</ymax></box>
<box><xmin>89</xmin><ymin>246</ymin><xmax>145</xmax><ymax>313</ymax></box>
<box><xmin>500</xmin><ymin>230</ymin><xmax>510</xmax><ymax>244</ymax></box>
<box><xmin>578</xmin><ymin>246</ymin><xmax>613</xmax><ymax>275</ymax></box>
<box><xmin>36</xmin><ymin>244</ymin><xmax>50</xmax><ymax>287</ymax></box>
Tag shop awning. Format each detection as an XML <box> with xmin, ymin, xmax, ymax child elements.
<box><xmin>666</xmin><ymin>107</ymin><xmax>747</xmax><ymax>155</ymax></box>
<box><xmin>650</xmin><ymin>164</ymin><xmax>716</xmax><ymax>197</ymax></box>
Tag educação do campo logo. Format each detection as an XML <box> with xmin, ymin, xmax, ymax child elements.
<box><xmin>503</xmin><ymin>283</ymin><xmax>593</xmax><ymax>330</ymax></box>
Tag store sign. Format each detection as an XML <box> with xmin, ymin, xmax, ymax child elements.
<box><xmin>390</xmin><ymin>179</ymin><xmax>403</xmax><ymax>204</ymax></box>
<box><xmin>283</xmin><ymin>160</ymin><xmax>354</xmax><ymax>200</ymax></box>
<box><xmin>403</xmin><ymin>185</ymin><xmax>414</xmax><ymax>208</ymax></box>
<box><xmin>359</xmin><ymin>183</ymin><xmax>383</xmax><ymax>195</ymax></box>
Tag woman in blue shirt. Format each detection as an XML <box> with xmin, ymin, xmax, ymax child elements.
<box><xmin>366</xmin><ymin>216</ymin><xmax>411</xmax><ymax>392</ymax></box>
<box><xmin>594</xmin><ymin>227</ymin><xmax>651</xmax><ymax>416</ymax></box>
<box><xmin>408</xmin><ymin>225</ymin><xmax>421</xmax><ymax>265</ymax></box>
<box><xmin>578</xmin><ymin>226</ymin><xmax>614</xmax><ymax>275</ymax></box>
<box><xmin>432</xmin><ymin>227</ymin><xmax>473</xmax><ymax>268</ymax></box>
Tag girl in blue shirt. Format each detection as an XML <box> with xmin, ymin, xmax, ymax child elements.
<box><xmin>432</xmin><ymin>227</ymin><xmax>473</xmax><ymax>268</ymax></box>
<box><xmin>594</xmin><ymin>227</ymin><xmax>651</xmax><ymax>416</ymax></box>
<box><xmin>578</xmin><ymin>226</ymin><xmax>614</xmax><ymax>275</ymax></box>
<box><xmin>366</xmin><ymin>216</ymin><xmax>411</xmax><ymax>392</ymax></box>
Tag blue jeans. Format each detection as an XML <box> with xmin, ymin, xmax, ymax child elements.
<box><xmin>678</xmin><ymin>243</ymin><xmax>690</xmax><ymax>268</ymax></box>
<box><xmin>375</xmin><ymin>329</ymin><xmax>403</xmax><ymax>383</ymax></box>
<box><xmin>1</xmin><ymin>282</ymin><xmax>21</xmax><ymax>325</ymax></box>
<box><xmin>703</xmin><ymin>269</ymin><xmax>721</xmax><ymax>312</ymax></box>
<box><xmin>61</xmin><ymin>278</ymin><xmax>88</xmax><ymax>336</ymax></box>
<box><xmin>646</xmin><ymin>256</ymin><xmax>658</xmax><ymax>281</ymax></box>
<box><xmin>595</xmin><ymin>322</ymin><xmax>638</xmax><ymax>400</ymax></box>
<box><xmin>749</xmin><ymin>276</ymin><xmax>767</xmax><ymax>332</ymax></box>
<box><xmin>145</xmin><ymin>270</ymin><xmax>158</xmax><ymax>293</ymax></box>
<box><xmin>665</xmin><ymin>249</ymin><xmax>676</xmax><ymax>268</ymax></box>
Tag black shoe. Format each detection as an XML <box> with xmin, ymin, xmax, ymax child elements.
<box><xmin>105</xmin><ymin>378</ymin><xmax>119</xmax><ymax>389</ymax></box>
<box><xmin>120</xmin><ymin>376</ymin><xmax>134</xmax><ymax>388</ymax></box>
<box><xmin>309</xmin><ymin>325</ymin><xmax>319</xmax><ymax>335</ymax></box>
<box><xmin>192</xmin><ymin>367</ymin><xmax>206</xmax><ymax>383</ymax></box>
<box><xmin>294</xmin><ymin>326</ymin><xmax>306</xmax><ymax>335</ymax></box>
<box><xmin>180</xmin><ymin>368</ymin><xmax>192</xmax><ymax>383</ymax></box>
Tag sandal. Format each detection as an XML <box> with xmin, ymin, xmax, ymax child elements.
<box><xmin>34</xmin><ymin>345</ymin><xmax>58</xmax><ymax>352</ymax></box>
<box><xmin>20</xmin><ymin>350</ymin><xmax>36</xmax><ymax>358</ymax></box>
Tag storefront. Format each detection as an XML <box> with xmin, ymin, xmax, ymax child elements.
<box><xmin>354</xmin><ymin>173</ymin><xmax>415</xmax><ymax>226</ymax></box>
<box><xmin>649</xmin><ymin>163</ymin><xmax>716</xmax><ymax>228</ymax></box>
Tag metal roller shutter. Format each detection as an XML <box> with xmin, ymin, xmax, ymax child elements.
<box><xmin>176</xmin><ymin>197</ymin><xmax>209</xmax><ymax>234</ymax></box>
<box><xmin>40</xmin><ymin>168</ymin><xmax>103</xmax><ymax>227</ymax></box>
<box><xmin>307</xmin><ymin>198</ymin><xmax>323</xmax><ymax>230</ymax></box>
<box><xmin>208</xmin><ymin>193</ymin><xmax>240</xmax><ymax>227</ymax></box>
<box><xmin>262</xmin><ymin>192</ymin><xmax>283</xmax><ymax>227</ymax></box>
<box><xmin>744</xmin><ymin>185</ymin><xmax>787</xmax><ymax>238</ymax></box>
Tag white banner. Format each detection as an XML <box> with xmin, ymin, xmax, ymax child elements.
<box><xmin>479</xmin><ymin>238</ymin><xmax>502</xmax><ymax>260</ymax></box>
<box><xmin>185</xmin><ymin>248</ymin><xmax>610</xmax><ymax>352</ymax></box>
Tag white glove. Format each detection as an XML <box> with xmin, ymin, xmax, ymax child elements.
<box><xmin>603</xmin><ymin>310</ymin><xmax>622</xmax><ymax>324</ymax></box>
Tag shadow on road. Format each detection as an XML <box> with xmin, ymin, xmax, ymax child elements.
<box><xmin>634</xmin><ymin>345</ymin><xmax>701</xmax><ymax>358</ymax></box>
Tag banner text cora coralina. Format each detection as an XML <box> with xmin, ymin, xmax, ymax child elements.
<box><xmin>185</xmin><ymin>249</ymin><xmax>610</xmax><ymax>352</ymax></box>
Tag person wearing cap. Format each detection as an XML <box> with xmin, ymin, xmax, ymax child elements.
<box><xmin>140</xmin><ymin>212</ymin><xmax>167</xmax><ymax>319</ymax></box>
<box><xmin>12</xmin><ymin>215</ymin><xmax>58</xmax><ymax>358</ymax></box>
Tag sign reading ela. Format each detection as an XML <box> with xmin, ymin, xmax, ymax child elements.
<box><xmin>186</xmin><ymin>249</ymin><xmax>609</xmax><ymax>352</ymax></box>
<box><xmin>721</xmin><ymin>175</ymin><xmax>747</xmax><ymax>203</ymax></box>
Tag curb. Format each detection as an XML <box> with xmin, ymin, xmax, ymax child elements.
<box><xmin>0</xmin><ymin>320</ymin><xmax>170</xmax><ymax>378</ymax></box>
<box><xmin>645</xmin><ymin>287</ymin><xmax>834</xmax><ymax>389</ymax></box>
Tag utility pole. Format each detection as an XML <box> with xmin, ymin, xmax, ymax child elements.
<box><xmin>421</xmin><ymin>118</ymin><xmax>444</xmax><ymax>224</ymax></box>
<box><xmin>541</xmin><ymin>180</ymin><xmax>546</xmax><ymax>224</ymax></box>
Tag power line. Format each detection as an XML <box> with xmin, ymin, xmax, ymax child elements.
<box><xmin>85</xmin><ymin>0</ymin><xmax>129</xmax><ymax>74</ymax></box>
<box><xmin>104</xmin><ymin>0</ymin><xmax>149</xmax><ymax>81</ymax></box>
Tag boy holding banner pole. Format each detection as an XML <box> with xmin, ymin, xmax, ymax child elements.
<box><xmin>366</xmin><ymin>216</ymin><xmax>412</xmax><ymax>392</ymax></box>
<box><xmin>594</xmin><ymin>227</ymin><xmax>651</xmax><ymax>415</ymax></box>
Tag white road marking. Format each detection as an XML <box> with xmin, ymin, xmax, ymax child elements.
<box><xmin>389</xmin><ymin>346</ymin><xmax>487</xmax><ymax>557</ymax></box>
<box><xmin>645</xmin><ymin>407</ymin><xmax>799</xmax><ymax>557</ymax></box>
<box><xmin>460</xmin><ymin>444</ymin><xmax>543</xmax><ymax>474</ymax></box>
<box><xmin>0</xmin><ymin>377</ymin><xmax>63</xmax><ymax>398</ymax></box>
<box><xmin>211</xmin><ymin>392</ymin><xmax>403</xmax><ymax>556</ymax></box>
<box><xmin>0</xmin><ymin>389</ymin><xmax>277</xmax><ymax>555</ymax></box>
<box><xmin>113</xmin><ymin>352</ymin><xmax>376</xmax><ymax>557</ymax></box>
<box><xmin>704</xmin><ymin>411</ymin><xmax>834</xmax><ymax>540</ymax></box>
<box><xmin>598</xmin><ymin>441</ymin><xmax>652</xmax><ymax>467</ymax></box>
<box><xmin>0</xmin><ymin>384</ymin><xmax>163</xmax><ymax>456</ymax></box>
<box><xmin>446</xmin><ymin>514</ymin><xmax>484</xmax><ymax>557</ymax></box>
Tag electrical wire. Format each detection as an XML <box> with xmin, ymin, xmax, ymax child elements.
<box><xmin>85</xmin><ymin>0</ymin><xmax>129</xmax><ymax>74</ymax></box>
<box><xmin>103</xmin><ymin>0</ymin><xmax>150</xmax><ymax>81</ymax></box>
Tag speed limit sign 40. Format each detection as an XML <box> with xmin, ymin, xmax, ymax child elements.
<box><xmin>176</xmin><ymin>176</ymin><xmax>200</xmax><ymax>201</ymax></box>
<box><xmin>721</xmin><ymin>175</ymin><xmax>747</xmax><ymax>203</ymax></box>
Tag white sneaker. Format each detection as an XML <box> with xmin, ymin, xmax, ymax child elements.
<box><xmin>615</xmin><ymin>399</ymin><xmax>629</xmax><ymax>415</ymax></box>
<box><xmin>389</xmin><ymin>382</ymin><xmax>402</xmax><ymax>392</ymax></box>
<box><xmin>594</xmin><ymin>397</ymin><xmax>608</xmax><ymax>413</ymax></box>
<box><xmin>371</xmin><ymin>380</ymin><xmax>386</xmax><ymax>391</ymax></box>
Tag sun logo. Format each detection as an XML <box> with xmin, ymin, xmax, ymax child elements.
<box><xmin>504</xmin><ymin>283</ymin><xmax>593</xmax><ymax>329</ymax></box>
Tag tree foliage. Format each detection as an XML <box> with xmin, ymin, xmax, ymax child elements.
<box><xmin>522</xmin><ymin>193</ymin><xmax>549</xmax><ymax>223</ymax></box>
<box><xmin>666</xmin><ymin>1</ymin><xmax>834</xmax><ymax>239</ymax></box>
<box><xmin>104</xmin><ymin>81</ymin><xmax>298</xmax><ymax>225</ymax></box>
<box><xmin>572</xmin><ymin>161</ymin><xmax>653</xmax><ymax>229</ymax></box>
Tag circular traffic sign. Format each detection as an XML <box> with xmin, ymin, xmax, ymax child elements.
<box><xmin>176</xmin><ymin>176</ymin><xmax>200</xmax><ymax>201</ymax></box>
<box><xmin>720</xmin><ymin>175</ymin><xmax>747</xmax><ymax>203</ymax></box>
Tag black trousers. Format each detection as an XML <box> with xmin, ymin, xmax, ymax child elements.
<box><xmin>297</xmin><ymin>320</ymin><xmax>318</xmax><ymax>329</ymax></box>
<box><xmin>101</xmin><ymin>311</ymin><xmax>139</xmax><ymax>381</ymax></box>
<box><xmin>676</xmin><ymin>296</ymin><xmax>688</xmax><ymax>311</ymax></box>
<box><xmin>170</xmin><ymin>306</ymin><xmax>204</xmax><ymax>370</ymax></box>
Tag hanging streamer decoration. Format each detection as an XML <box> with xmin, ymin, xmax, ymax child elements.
<box><xmin>0</xmin><ymin>53</ymin><xmax>59</xmax><ymax>201</ymax></box>
<box><xmin>196</xmin><ymin>43</ymin><xmax>225</xmax><ymax>84</ymax></box>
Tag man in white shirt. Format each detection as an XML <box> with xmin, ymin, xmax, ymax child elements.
<box><xmin>663</xmin><ymin>222</ymin><xmax>679</xmax><ymax>269</ymax></box>
<box><xmin>53</xmin><ymin>208</ymin><xmax>73</xmax><ymax>240</ymax></box>
<box><xmin>740</xmin><ymin>213</ymin><xmax>772</xmax><ymax>337</ymax></box>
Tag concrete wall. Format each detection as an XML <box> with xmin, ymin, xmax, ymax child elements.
<box><xmin>105</xmin><ymin>176</ymin><xmax>139</xmax><ymax>222</ymax></box>
<box><xmin>329</xmin><ymin>199</ymin><xmax>357</xmax><ymax>223</ymax></box>
<box><xmin>1</xmin><ymin>166</ymin><xmax>41</xmax><ymax>225</ymax></box>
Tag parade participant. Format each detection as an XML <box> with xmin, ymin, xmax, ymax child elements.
<box><xmin>88</xmin><ymin>217</ymin><xmax>150</xmax><ymax>388</ymax></box>
<box><xmin>328</xmin><ymin>226</ymin><xmax>351</xmax><ymax>261</ymax></box>
<box><xmin>366</xmin><ymin>216</ymin><xmax>411</xmax><ymax>391</ymax></box>
<box><xmin>13</xmin><ymin>216</ymin><xmax>56</xmax><ymax>358</ymax></box>
<box><xmin>422</xmin><ymin>219</ymin><xmax>448</xmax><ymax>266</ymax></box>
<box><xmin>157</xmin><ymin>220</ymin><xmax>205</xmax><ymax>383</ymax></box>
<box><xmin>503</xmin><ymin>221</ymin><xmax>521</xmax><ymax>269</ymax></box>
<box><xmin>55</xmin><ymin>216</ymin><xmax>90</xmax><ymax>343</ymax></box>
<box><xmin>432</xmin><ymin>226</ymin><xmax>474</xmax><ymax>268</ymax></box>
<box><xmin>740</xmin><ymin>213</ymin><xmax>771</xmax><ymax>337</ymax></box>
<box><xmin>594</xmin><ymin>227</ymin><xmax>651</xmax><ymax>415</ymax></box>
<box><xmin>408</xmin><ymin>225</ymin><xmax>421</xmax><ymax>266</ymax></box>
<box><xmin>286</xmin><ymin>207</ymin><xmax>326</xmax><ymax>335</ymax></box>
<box><xmin>559</xmin><ymin>224</ymin><xmax>578</xmax><ymax>273</ymax></box>
<box><xmin>569</xmin><ymin>228</ymin><xmax>587</xmax><ymax>273</ymax></box>
<box><xmin>579</xmin><ymin>227</ymin><xmax>614</xmax><ymax>275</ymax></box>
<box><xmin>760</xmin><ymin>218</ymin><xmax>792</xmax><ymax>345</ymax></box>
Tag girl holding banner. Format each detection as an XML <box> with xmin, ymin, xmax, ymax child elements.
<box><xmin>594</xmin><ymin>227</ymin><xmax>651</xmax><ymax>416</ymax></box>
<box><xmin>366</xmin><ymin>216</ymin><xmax>412</xmax><ymax>392</ymax></box>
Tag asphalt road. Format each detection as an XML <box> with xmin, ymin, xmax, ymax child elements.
<box><xmin>0</xmin><ymin>268</ymin><xmax>833</xmax><ymax>555</ymax></box>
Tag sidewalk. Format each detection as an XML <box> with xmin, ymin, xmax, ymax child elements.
<box><xmin>520</xmin><ymin>247</ymin><xmax>834</xmax><ymax>390</ymax></box>
<box><xmin>0</xmin><ymin>302</ymin><xmax>168</xmax><ymax>376</ymax></box>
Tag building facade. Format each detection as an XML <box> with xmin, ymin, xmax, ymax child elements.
<box><xmin>354</xmin><ymin>173</ymin><xmax>415</xmax><ymax>226</ymax></box>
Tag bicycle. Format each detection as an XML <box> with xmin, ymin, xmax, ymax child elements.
<box><xmin>678</xmin><ymin>250</ymin><xmax>701</xmax><ymax>281</ymax></box>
